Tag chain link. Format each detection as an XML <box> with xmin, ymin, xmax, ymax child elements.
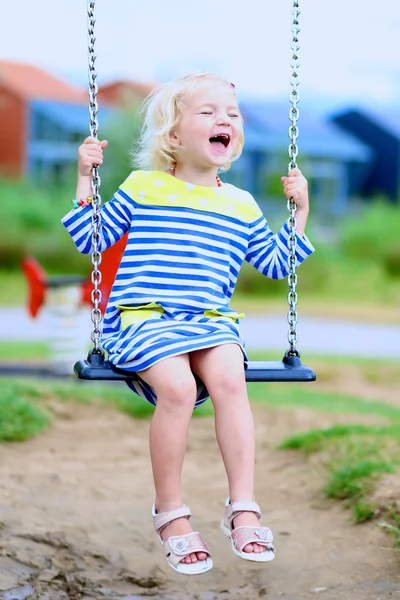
<box><xmin>287</xmin><ymin>0</ymin><xmax>301</xmax><ymax>354</ymax></box>
<box><xmin>87</xmin><ymin>0</ymin><xmax>103</xmax><ymax>353</ymax></box>
<box><xmin>84</xmin><ymin>0</ymin><xmax>301</xmax><ymax>357</ymax></box>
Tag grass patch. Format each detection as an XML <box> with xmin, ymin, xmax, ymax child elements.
<box><xmin>0</xmin><ymin>341</ymin><xmax>49</xmax><ymax>361</ymax></box>
<box><xmin>280</xmin><ymin>424</ymin><xmax>400</xmax><ymax>453</ymax></box>
<box><xmin>248</xmin><ymin>384</ymin><xmax>400</xmax><ymax>421</ymax></box>
<box><xmin>247</xmin><ymin>349</ymin><xmax>400</xmax><ymax>367</ymax></box>
<box><xmin>0</xmin><ymin>271</ymin><xmax>26</xmax><ymax>306</ymax></box>
<box><xmin>280</xmin><ymin>424</ymin><xmax>400</xmax><ymax>523</ymax></box>
<box><xmin>1</xmin><ymin>367</ymin><xmax>399</xmax><ymax>446</ymax></box>
<box><xmin>381</xmin><ymin>504</ymin><xmax>400</xmax><ymax>549</ymax></box>
<box><xmin>0</xmin><ymin>350</ymin><xmax>399</xmax><ymax>446</ymax></box>
<box><xmin>0</xmin><ymin>377</ymin><xmax>214</xmax><ymax>444</ymax></box>
<box><xmin>0</xmin><ymin>385</ymin><xmax>50</xmax><ymax>441</ymax></box>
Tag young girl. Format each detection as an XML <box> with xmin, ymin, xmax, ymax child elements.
<box><xmin>62</xmin><ymin>72</ymin><xmax>314</xmax><ymax>575</ymax></box>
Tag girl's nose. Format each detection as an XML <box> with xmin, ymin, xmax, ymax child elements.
<box><xmin>216</xmin><ymin>113</ymin><xmax>230</xmax><ymax>125</ymax></box>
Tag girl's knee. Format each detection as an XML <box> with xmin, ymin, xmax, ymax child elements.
<box><xmin>206</xmin><ymin>354</ymin><xmax>246</xmax><ymax>398</ymax></box>
<box><xmin>192</xmin><ymin>344</ymin><xmax>246</xmax><ymax>399</ymax></box>
<box><xmin>215</xmin><ymin>368</ymin><xmax>246</xmax><ymax>397</ymax></box>
<box><xmin>157</xmin><ymin>373</ymin><xmax>197</xmax><ymax>408</ymax></box>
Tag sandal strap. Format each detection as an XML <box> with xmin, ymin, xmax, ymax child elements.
<box><xmin>152</xmin><ymin>504</ymin><xmax>191</xmax><ymax>535</ymax></box>
<box><xmin>163</xmin><ymin>531</ymin><xmax>211</xmax><ymax>568</ymax></box>
<box><xmin>231</xmin><ymin>526</ymin><xmax>274</xmax><ymax>554</ymax></box>
<box><xmin>224</xmin><ymin>500</ymin><xmax>262</xmax><ymax>530</ymax></box>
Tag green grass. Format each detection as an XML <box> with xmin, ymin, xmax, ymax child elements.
<box><xmin>0</xmin><ymin>377</ymin><xmax>214</xmax><ymax>442</ymax></box>
<box><xmin>0</xmin><ymin>385</ymin><xmax>50</xmax><ymax>441</ymax></box>
<box><xmin>280</xmin><ymin>424</ymin><xmax>400</xmax><ymax>453</ymax></box>
<box><xmin>249</xmin><ymin>384</ymin><xmax>400</xmax><ymax>421</ymax></box>
<box><xmin>2</xmin><ymin>343</ymin><xmax>400</xmax><ymax>422</ymax></box>
<box><xmin>0</xmin><ymin>360</ymin><xmax>398</xmax><ymax>445</ymax></box>
<box><xmin>0</xmin><ymin>341</ymin><xmax>48</xmax><ymax>361</ymax></box>
<box><xmin>381</xmin><ymin>505</ymin><xmax>400</xmax><ymax>549</ymax></box>
<box><xmin>247</xmin><ymin>349</ymin><xmax>400</xmax><ymax>366</ymax></box>
<box><xmin>0</xmin><ymin>271</ymin><xmax>26</xmax><ymax>306</ymax></box>
<box><xmin>280</xmin><ymin>424</ymin><xmax>400</xmax><ymax>523</ymax></box>
<box><xmin>0</xmin><ymin>348</ymin><xmax>399</xmax><ymax>442</ymax></box>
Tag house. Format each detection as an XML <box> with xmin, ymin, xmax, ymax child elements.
<box><xmin>27</xmin><ymin>99</ymin><xmax>116</xmax><ymax>184</ymax></box>
<box><xmin>98</xmin><ymin>80</ymin><xmax>154</xmax><ymax>108</ymax></box>
<box><xmin>224</xmin><ymin>101</ymin><xmax>373</xmax><ymax>215</ymax></box>
<box><xmin>0</xmin><ymin>62</ymin><xmax>155</xmax><ymax>182</ymax></box>
<box><xmin>330</xmin><ymin>108</ymin><xmax>400</xmax><ymax>203</ymax></box>
<box><xmin>0</xmin><ymin>61</ymin><xmax>87</xmax><ymax>179</ymax></box>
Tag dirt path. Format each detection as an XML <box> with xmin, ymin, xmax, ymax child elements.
<box><xmin>0</xmin><ymin>399</ymin><xmax>399</xmax><ymax>600</ymax></box>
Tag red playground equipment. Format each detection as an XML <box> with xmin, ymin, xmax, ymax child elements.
<box><xmin>22</xmin><ymin>234</ymin><xmax>128</xmax><ymax>318</ymax></box>
<box><xmin>6</xmin><ymin>234</ymin><xmax>128</xmax><ymax>376</ymax></box>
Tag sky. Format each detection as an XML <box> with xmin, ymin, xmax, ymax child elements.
<box><xmin>1</xmin><ymin>0</ymin><xmax>399</xmax><ymax>116</ymax></box>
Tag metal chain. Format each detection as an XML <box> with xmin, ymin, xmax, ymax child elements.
<box><xmin>87</xmin><ymin>0</ymin><xmax>103</xmax><ymax>353</ymax></box>
<box><xmin>84</xmin><ymin>0</ymin><xmax>300</xmax><ymax>357</ymax></box>
<box><xmin>287</xmin><ymin>0</ymin><xmax>301</xmax><ymax>354</ymax></box>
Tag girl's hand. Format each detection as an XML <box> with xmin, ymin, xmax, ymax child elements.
<box><xmin>281</xmin><ymin>168</ymin><xmax>309</xmax><ymax>212</ymax></box>
<box><xmin>78</xmin><ymin>136</ymin><xmax>108</xmax><ymax>177</ymax></box>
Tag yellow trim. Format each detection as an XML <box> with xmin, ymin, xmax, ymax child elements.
<box><xmin>203</xmin><ymin>309</ymin><xmax>245</xmax><ymax>321</ymax></box>
<box><xmin>119</xmin><ymin>170</ymin><xmax>261</xmax><ymax>223</ymax></box>
<box><xmin>117</xmin><ymin>303</ymin><xmax>164</xmax><ymax>330</ymax></box>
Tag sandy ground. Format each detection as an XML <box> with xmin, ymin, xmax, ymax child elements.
<box><xmin>0</xmin><ymin>381</ymin><xmax>400</xmax><ymax>600</ymax></box>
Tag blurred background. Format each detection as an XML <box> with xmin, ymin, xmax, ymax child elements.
<box><xmin>0</xmin><ymin>0</ymin><xmax>399</xmax><ymax>368</ymax></box>
<box><xmin>0</xmin><ymin>2</ymin><xmax>400</xmax><ymax>598</ymax></box>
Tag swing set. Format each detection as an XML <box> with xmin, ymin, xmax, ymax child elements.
<box><xmin>74</xmin><ymin>0</ymin><xmax>316</xmax><ymax>384</ymax></box>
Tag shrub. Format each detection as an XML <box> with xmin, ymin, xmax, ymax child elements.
<box><xmin>383</xmin><ymin>246</ymin><xmax>400</xmax><ymax>278</ymax></box>
<box><xmin>340</xmin><ymin>200</ymin><xmax>400</xmax><ymax>276</ymax></box>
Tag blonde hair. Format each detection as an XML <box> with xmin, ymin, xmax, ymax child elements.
<box><xmin>132</xmin><ymin>72</ymin><xmax>244</xmax><ymax>172</ymax></box>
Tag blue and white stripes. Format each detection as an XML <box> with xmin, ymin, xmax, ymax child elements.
<box><xmin>62</xmin><ymin>170</ymin><xmax>315</xmax><ymax>405</ymax></box>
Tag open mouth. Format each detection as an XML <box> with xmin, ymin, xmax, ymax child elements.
<box><xmin>209</xmin><ymin>133</ymin><xmax>231</xmax><ymax>151</ymax></box>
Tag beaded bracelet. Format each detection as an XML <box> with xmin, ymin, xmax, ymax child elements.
<box><xmin>71</xmin><ymin>196</ymin><xmax>93</xmax><ymax>209</ymax></box>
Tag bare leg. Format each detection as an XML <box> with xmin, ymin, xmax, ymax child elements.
<box><xmin>190</xmin><ymin>343</ymin><xmax>267</xmax><ymax>554</ymax></box>
<box><xmin>138</xmin><ymin>354</ymin><xmax>207</xmax><ymax>564</ymax></box>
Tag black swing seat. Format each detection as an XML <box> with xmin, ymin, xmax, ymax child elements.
<box><xmin>74</xmin><ymin>351</ymin><xmax>316</xmax><ymax>383</ymax></box>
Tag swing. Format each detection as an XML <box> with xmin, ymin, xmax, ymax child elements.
<box><xmin>74</xmin><ymin>0</ymin><xmax>316</xmax><ymax>384</ymax></box>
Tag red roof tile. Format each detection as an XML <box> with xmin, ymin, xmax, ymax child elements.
<box><xmin>0</xmin><ymin>60</ymin><xmax>86</xmax><ymax>103</ymax></box>
<box><xmin>98</xmin><ymin>80</ymin><xmax>155</xmax><ymax>106</ymax></box>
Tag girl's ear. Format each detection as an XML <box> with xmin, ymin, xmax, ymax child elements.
<box><xmin>170</xmin><ymin>129</ymin><xmax>180</xmax><ymax>145</ymax></box>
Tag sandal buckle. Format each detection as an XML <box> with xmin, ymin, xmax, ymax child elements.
<box><xmin>170</xmin><ymin>536</ymin><xmax>190</xmax><ymax>554</ymax></box>
<box><xmin>255</xmin><ymin>527</ymin><xmax>273</xmax><ymax>542</ymax></box>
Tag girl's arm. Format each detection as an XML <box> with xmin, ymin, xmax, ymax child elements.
<box><xmin>280</xmin><ymin>167</ymin><xmax>309</xmax><ymax>236</ymax></box>
<box><xmin>245</xmin><ymin>168</ymin><xmax>314</xmax><ymax>279</ymax></box>
<box><xmin>61</xmin><ymin>137</ymin><xmax>134</xmax><ymax>254</ymax></box>
<box><xmin>245</xmin><ymin>215</ymin><xmax>314</xmax><ymax>280</ymax></box>
<box><xmin>61</xmin><ymin>187</ymin><xmax>135</xmax><ymax>255</ymax></box>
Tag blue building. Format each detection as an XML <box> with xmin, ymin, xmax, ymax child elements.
<box><xmin>330</xmin><ymin>108</ymin><xmax>400</xmax><ymax>203</ymax></box>
<box><xmin>224</xmin><ymin>101</ymin><xmax>372</xmax><ymax>215</ymax></box>
<box><xmin>28</xmin><ymin>100</ymin><xmax>114</xmax><ymax>184</ymax></box>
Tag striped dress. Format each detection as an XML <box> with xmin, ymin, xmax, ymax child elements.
<box><xmin>62</xmin><ymin>170</ymin><xmax>315</xmax><ymax>406</ymax></box>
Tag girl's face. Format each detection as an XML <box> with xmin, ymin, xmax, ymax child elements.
<box><xmin>171</xmin><ymin>83</ymin><xmax>243</xmax><ymax>171</ymax></box>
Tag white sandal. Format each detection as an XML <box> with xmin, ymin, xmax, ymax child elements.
<box><xmin>152</xmin><ymin>503</ymin><xmax>213</xmax><ymax>575</ymax></box>
<box><xmin>220</xmin><ymin>497</ymin><xmax>275</xmax><ymax>563</ymax></box>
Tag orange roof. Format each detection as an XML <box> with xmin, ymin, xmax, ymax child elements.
<box><xmin>0</xmin><ymin>60</ymin><xmax>86</xmax><ymax>103</ymax></box>
<box><xmin>101</xmin><ymin>79</ymin><xmax>155</xmax><ymax>96</ymax></box>
<box><xmin>98</xmin><ymin>79</ymin><xmax>155</xmax><ymax>106</ymax></box>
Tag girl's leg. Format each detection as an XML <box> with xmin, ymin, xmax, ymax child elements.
<box><xmin>190</xmin><ymin>343</ymin><xmax>266</xmax><ymax>554</ymax></box>
<box><xmin>138</xmin><ymin>354</ymin><xmax>207</xmax><ymax>564</ymax></box>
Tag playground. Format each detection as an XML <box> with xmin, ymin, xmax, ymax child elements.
<box><xmin>1</xmin><ymin>0</ymin><xmax>400</xmax><ymax>597</ymax></box>
<box><xmin>0</xmin><ymin>354</ymin><xmax>399</xmax><ymax>599</ymax></box>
